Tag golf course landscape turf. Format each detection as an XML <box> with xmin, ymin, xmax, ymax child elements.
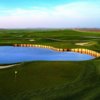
<box><xmin>0</xmin><ymin>29</ymin><xmax>100</xmax><ymax>100</ymax></box>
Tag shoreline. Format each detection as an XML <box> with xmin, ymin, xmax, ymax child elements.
<box><xmin>14</xmin><ymin>44</ymin><xmax>100</xmax><ymax>58</ymax></box>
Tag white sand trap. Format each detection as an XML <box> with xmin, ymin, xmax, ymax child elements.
<box><xmin>75</xmin><ymin>42</ymin><xmax>89</xmax><ymax>46</ymax></box>
<box><xmin>75</xmin><ymin>42</ymin><xmax>96</xmax><ymax>46</ymax></box>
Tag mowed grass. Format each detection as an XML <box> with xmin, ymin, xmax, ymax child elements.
<box><xmin>0</xmin><ymin>29</ymin><xmax>100</xmax><ymax>100</ymax></box>
<box><xmin>0</xmin><ymin>60</ymin><xmax>100</xmax><ymax>100</ymax></box>
<box><xmin>0</xmin><ymin>62</ymin><xmax>83</xmax><ymax>99</ymax></box>
<box><xmin>0</xmin><ymin>29</ymin><xmax>100</xmax><ymax>51</ymax></box>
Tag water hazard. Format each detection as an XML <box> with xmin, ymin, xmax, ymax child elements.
<box><xmin>0</xmin><ymin>46</ymin><xmax>95</xmax><ymax>64</ymax></box>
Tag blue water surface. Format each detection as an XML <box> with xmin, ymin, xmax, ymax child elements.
<box><xmin>0</xmin><ymin>46</ymin><xmax>95</xmax><ymax>64</ymax></box>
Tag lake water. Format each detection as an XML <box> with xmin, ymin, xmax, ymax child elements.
<box><xmin>0</xmin><ymin>46</ymin><xmax>95</xmax><ymax>64</ymax></box>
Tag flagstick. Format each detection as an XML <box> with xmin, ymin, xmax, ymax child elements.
<box><xmin>15</xmin><ymin>70</ymin><xmax>18</xmax><ymax>78</ymax></box>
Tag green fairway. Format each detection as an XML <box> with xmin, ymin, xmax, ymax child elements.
<box><xmin>0</xmin><ymin>29</ymin><xmax>100</xmax><ymax>100</ymax></box>
<box><xmin>0</xmin><ymin>29</ymin><xmax>100</xmax><ymax>51</ymax></box>
<box><xmin>0</xmin><ymin>60</ymin><xmax>100</xmax><ymax>100</ymax></box>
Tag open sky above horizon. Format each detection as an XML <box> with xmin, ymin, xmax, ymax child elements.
<box><xmin>0</xmin><ymin>0</ymin><xmax>100</xmax><ymax>29</ymax></box>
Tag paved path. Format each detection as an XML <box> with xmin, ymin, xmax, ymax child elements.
<box><xmin>0</xmin><ymin>64</ymin><xmax>20</xmax><ymax>69</ymax></box>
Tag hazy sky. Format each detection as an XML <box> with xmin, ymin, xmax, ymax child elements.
<box><xmin>0</xmin><ymin>0</ymin><xmax>100</xmax><ymax>28</ymax></box>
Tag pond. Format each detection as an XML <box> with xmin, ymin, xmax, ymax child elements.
<box><xmin>0</xmin><ymin>46</ymin><xmax>95</xmax><ymax>64</ymax></box>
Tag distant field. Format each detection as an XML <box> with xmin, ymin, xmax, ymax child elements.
<box><xmin>0</xmin><ymin>29</ymin><xmax>100</xmax><ymax>51</ymax></box>
<box><xmin>74</xmin><ymin>28</ymin><xmax>100</xmax><ymax>32</ymax></box>
<box><xmin>0</xmin><ymin>29</ymin><xmax>100</xmax><ymax>100</ymax></box>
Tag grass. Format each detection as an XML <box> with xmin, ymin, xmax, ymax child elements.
<box><xmin>0</xmin><ymin>29</ymin><xmax>100</xmax><ymax>51</ymax></box>
<box><xmin>0</xmin><ymin>29</ymin><xmax>100</xmax><ymax>100</ymax></box>
<box><xmin>0</xmin><ymin>60</ymin><xmax>100</xmax><ymax>100</ymax></box>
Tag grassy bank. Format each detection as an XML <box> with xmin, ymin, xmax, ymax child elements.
<box><xmin>0</xmin><ymin>29</ymin><xmax>100</xmax><ymax>100</ymax></box>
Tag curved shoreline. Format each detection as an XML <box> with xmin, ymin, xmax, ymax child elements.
<box><xmin>0</xmin><ymin>45</ymin><xmax>99</xmax><ymax>69</ymax></box>
<box><xmin>14</xmin><ymin>44</ymin><xmax>100</xmax><ymax>58</ymax></box>
<box><xmin>0</xmin><ymin>64</ymin><xmax>20</xmax><ymax>69</ymax></box>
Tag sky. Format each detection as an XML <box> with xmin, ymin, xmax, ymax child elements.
<box><xmin>0</xmin><ymin>0</ymin><xmax>100</xmax><ymax>29</ymax></box>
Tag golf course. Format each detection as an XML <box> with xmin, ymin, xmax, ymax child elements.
<box><xmin>0</xmin><ymin>29</ymin><xmax>100</xmax><ymax>100</ymax></box>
